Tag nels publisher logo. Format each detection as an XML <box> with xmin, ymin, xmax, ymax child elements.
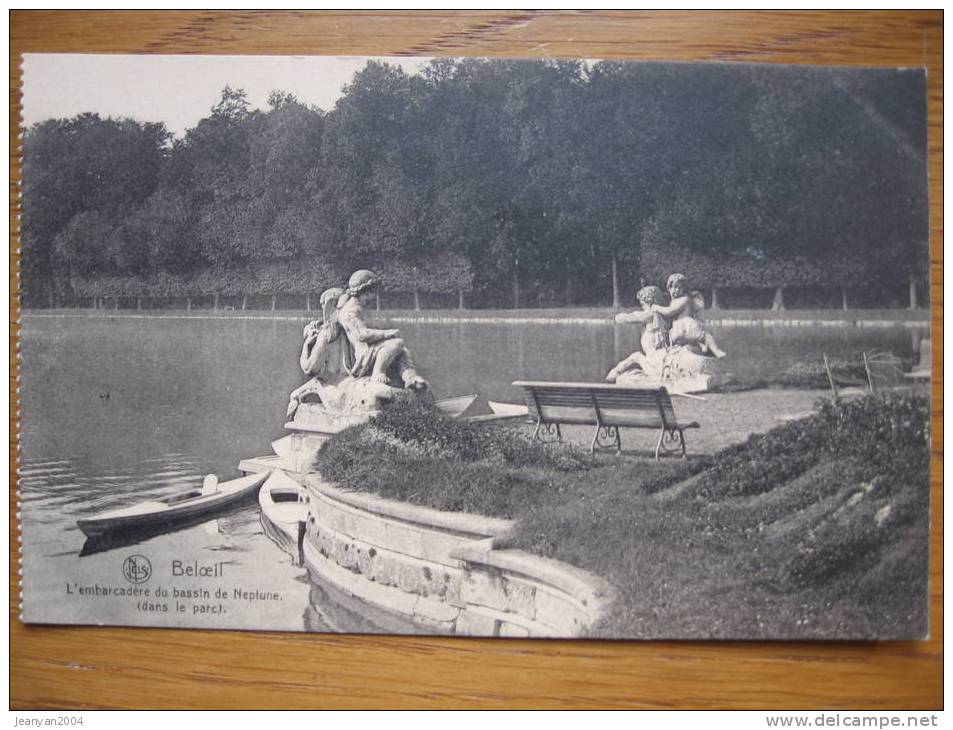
<box><xmin>122</xmin><ymin>555</ymin><xmax>152</xmax><ymax>584</ymax></box>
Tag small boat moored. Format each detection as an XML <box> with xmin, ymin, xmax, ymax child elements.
<box><xmin>487</xmin><ymin>401</ymin><xmax>529</xmax><ymax>418</ymax></box>
<box><xmin>460</xmin><ymin>400</ymin><xmax>529</xmax><ymax>423</ymax></box>
<box><xmin>258</xmin><ymin>469</ymin><xmax>309</xmax><ymax>565</ymax></box>
<box><xmin>76</xmin><ymin>470</ymin><xmax>270</xmax><ymax>539</ymax></box>
<box><xmin>434</xmin><ymin>394</ymin><xmax>479</xmax><ymax>418</ymax></box>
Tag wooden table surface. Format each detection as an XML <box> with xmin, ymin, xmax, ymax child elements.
<box><xmin>9</xmin><ymin>10</ymin><xmax>943</xmax><ymax>710</ymax></box>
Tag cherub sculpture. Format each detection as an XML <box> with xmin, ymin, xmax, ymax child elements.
<box><xmin>652</xmin><ymin>273</ymin><xmax>726</xmax><ymax>359</ymax></box>
<box><xmin>606</xmin><ymin>285</ymin><xmax>670</xmax><ymax>382</ymax></box>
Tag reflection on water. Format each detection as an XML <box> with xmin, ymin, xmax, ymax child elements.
<box><xmin>18</xmin><ymin>314</ymin><xmax>925</xmax><ymax>631</ymax></box>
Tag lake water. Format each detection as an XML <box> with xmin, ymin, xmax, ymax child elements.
<box><xmin>17</xmin><ymin>313</ymin><xmax>926</xmax><ymax>632</ymax></box>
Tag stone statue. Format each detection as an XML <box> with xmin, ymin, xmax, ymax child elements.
<box><xmin>285</xmin><ymin>287</ymin><xmax>348</xmax><ymax>418</ymax></box>
<box><xmin>653</xmin><ymin>273</ymin><xmax>726</xmax><ymax>359</ymax></box>
<box><xmin>608</xmin><ymin>274</ymin><xmax>726</xmax><ymax>393</ymax></box>
<box><xmin>606</xmin><ymin>285</ymin><xmax>669</xmax><ymax>382</ymax></box>
<box><xmin>336</xmin><ymin>269</ymin><xmax>428</xmax><ymax>391</ymax></box>
<box><xmin>285</xmin><ymin>270</ymin><xmax>429</xmax><ymax>425</ymax></box>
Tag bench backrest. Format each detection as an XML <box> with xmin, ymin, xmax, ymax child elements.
<box><xmin>513</xmin><ymin>381</ymin><xmax>679</xmax><ymax>429</ymax></box>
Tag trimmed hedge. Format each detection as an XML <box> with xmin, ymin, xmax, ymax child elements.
<box><xmin>70</xmin><ymin>253</ymin><xmax>474</xmax><ymax>298</ymax></box>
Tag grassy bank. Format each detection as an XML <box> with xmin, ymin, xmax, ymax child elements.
<box><xmin>318</xmin><ymin>393</ymin><xmax>930</xmax><ymax>639</ymax></box>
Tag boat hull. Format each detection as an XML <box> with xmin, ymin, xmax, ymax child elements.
<box><xmin>76</xmin><ymin>471</ymin><xmax>269</xmax><ymax>539</ymax></box>
<box><xmin>259</xmin><ymin>470</ymin><xmax>309</xmax><ymax>565</ymax></box>
<box><xmin>435</xmin><ymin>394</ymin><xmax>479</xmax><ymax>418</ymax></box>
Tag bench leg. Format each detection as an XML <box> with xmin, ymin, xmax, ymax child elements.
<box><xmin>533</xmin><ymin>420</ymin><xmax>561</xmax><ymax>444</ymax></box>
<box><xmin>655</xmin><ymin>428</ymin><xmax>686</xmax><ymax>459</ymax></box>
<box><xmin>591</xmin><ymin>425</ymin><xmax>620</xmax><ymax>454</ymax></box>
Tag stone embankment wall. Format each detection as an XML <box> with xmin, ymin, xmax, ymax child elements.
<box><xmin>303</xmin><ymin>476</ymin><xmax>616</xmax><ymax>637</ymax></box>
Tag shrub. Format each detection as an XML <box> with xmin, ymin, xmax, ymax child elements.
<box><xmin>316</xmin><ymin>395</ymin><xmax>593</xmax><ymax>518</ymax></box>
<box><xmin>814</xmin><ymin>392</ymin><xmax>930</xmax><ymax>479</ymax></box>
<box><xmin>691</xmin><ymin>393</ymin><xmax>930</xmax><ymax>499</ymax></box>
<box><xmin>690</xmin><ymin>417</ymin><xmax>829</xmax><ymax>499</ymax></box>
<box><xmin>361</xmin><ymin>394</ymin><xmax>592</xmax><ymax>472</ymax></box>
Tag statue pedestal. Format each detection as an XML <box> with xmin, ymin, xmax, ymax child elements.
<box><xmin>614</xmin><ymin>346</ymin><xmax>720</xmax><ymax>394</ymax></box>
<box><xmin>616</xmin><ymin>371</ymin><xmax>715</xmax><ymax>394</ymax></box>
<box><xmin>287</xmin><ymin>401</ymin><xmax>376</xmax><ymax>434</ymax></box>
<box><xmin>240</xmin><ymin>372</ymin><xmax>424</xmax><ymax>477</ymax></box>
<box><xmin>281</xmin><ymin>403</ymin><xmax>377</xmax><ymax>473</ymax></box>
<box><xmin>239</xmin><ymin>403</ymin><xmax>376</xmax><ymax>476</ymax></box>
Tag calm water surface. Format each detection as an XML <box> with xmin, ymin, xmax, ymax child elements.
<box><xmin>18</xmin><ymin>314</ymin><xmax>925</xmax><ymax>632</ymax></box>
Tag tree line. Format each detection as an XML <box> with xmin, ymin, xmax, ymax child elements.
<box><xmin>21</xmin><ymin>58</ymin><xmax>929</xmax><ymax>310</ymax></box>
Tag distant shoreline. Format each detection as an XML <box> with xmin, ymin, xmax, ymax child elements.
<box><xmin>20</xmin><ymin>307</ymin><xmax>930</xmax><ymax>329</ymax></box>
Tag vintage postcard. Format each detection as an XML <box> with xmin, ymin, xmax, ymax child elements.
<box><xmin>17</xmin><ymin>53</ymin><xmax>930</xmax><ymax>639</ymax></box>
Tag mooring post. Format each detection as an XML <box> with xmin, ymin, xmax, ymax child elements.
<box><xmin>611</xmin><ymin>254</ymin><xmax>620</xmax><ymax>309</ymax></box>
<box><xmin>771</xmin><ymin>287</ymin><xmax>785</xmax><ymax>312</ymax></box>
<box><xmin>305</xmin><ymin>292</ymin><xmax>311</xmax><ymax>311</ymax></box>
<box><xmin>242</xmin><ymin>293</ymin><xmax>247</xmax><ymax>311</ymax></box>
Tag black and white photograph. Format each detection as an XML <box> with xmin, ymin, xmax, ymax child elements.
<box><xmin>17</xmin><ymin>52</ymin><xmax>931</xmax><ymax>640</ymax></box>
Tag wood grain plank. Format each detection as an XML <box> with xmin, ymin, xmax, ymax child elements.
<box><xmin>10</xmin><ymin>9</ymin><xmax>942</xmax><ymax>710</ymax></box>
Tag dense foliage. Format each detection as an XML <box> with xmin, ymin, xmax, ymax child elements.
<box><xmin>318</xmin><ymin>395</ymin><xmax>592</xmax><ymax>517</ymax></box>
<box><xmin>689</xmin><ymin>392</ymin><xmax>930</xmax><ymax>499</ymax></box>
<box><xmin>22</xmin><ymin>60</ymin><xmax>928</xmax><ymax>308</ymax></box>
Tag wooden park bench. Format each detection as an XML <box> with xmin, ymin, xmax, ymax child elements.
<box><xmin>513</xmin><ymin>381</ymin><xmax>700</xmax><ymax>459</ymax></box>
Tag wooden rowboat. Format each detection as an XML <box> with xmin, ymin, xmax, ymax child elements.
<box><xmin>76</xmin><ymin>471</ymin><xmax>270</xmax><ymax>539</ymax></box>
<box><xmin>487</xmin><ymin>400</ymin><xmax>529</xmax><ymax>417</ymax></box>
<box><xmin>258</xmin><ymin>470</ymin><xmax>309</xmax><ymax>565</ymax></box>
<box><xmin>462</xmin><ymin>400</ymin><xmax>530</xmax><ymax>424</ymax></box>
<box><xmin>434</xmin><ymin>394</ymin><xmax>479</xmax><ymax>418</ymax></box>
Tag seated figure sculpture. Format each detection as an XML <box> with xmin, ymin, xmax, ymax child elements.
<box><xmin>285</xmin><ymin>270</ymin><xmax>428</xmax><ymax>422</ymax></box>
<box><xmin>336</xmin><ymin>269</ymin><xmax>427</xmax><ymax>390</ymax></box>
